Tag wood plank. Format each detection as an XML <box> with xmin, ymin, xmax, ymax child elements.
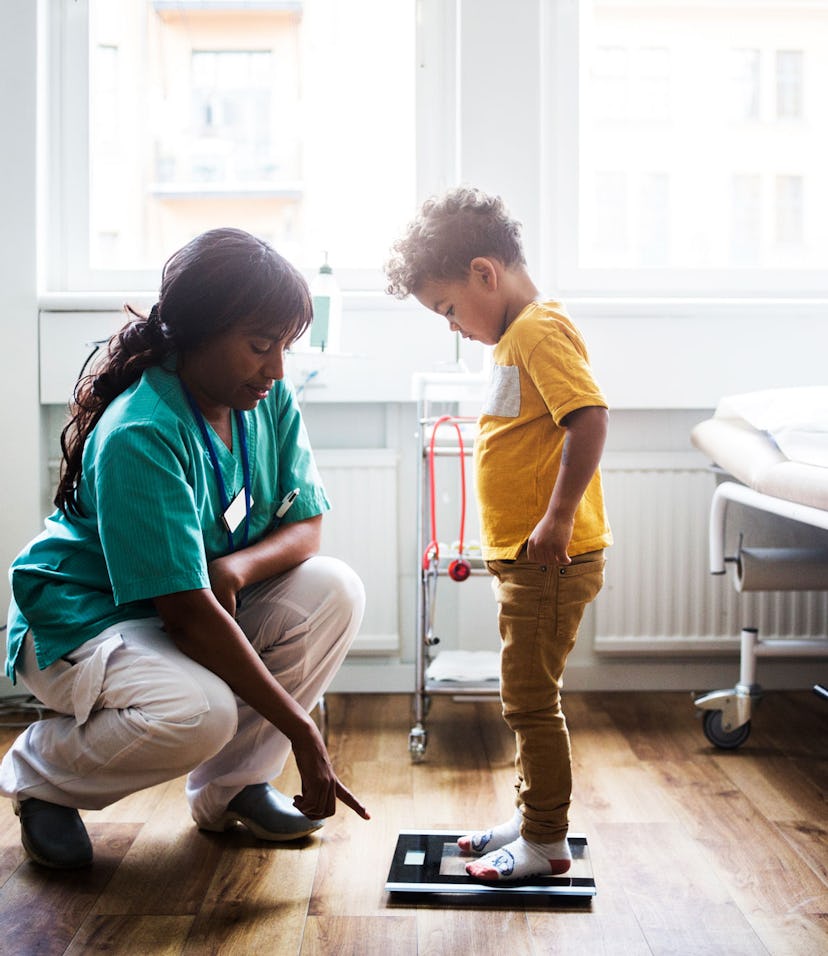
<box><xmin>0</xmin><ymin>823</ymin><xmax>141</xmax><ymax>956</ymax></box>
<box><xmin>183</xmin><ymin>839</ymin><xmax>319</xmax><ymax>956</ymax></box>
<box><xmin>647</xmin><ymin>755</ymin><xmax>828</xmax><ymax>953</ymax></box>
<box><xmin>471</xmin><ymin>698</ymin><xmax>515</xmax><ymax>771</ymax></box>
<box><xmin>302</xmin><ymin>915</ymin><xmax>417</xmax><ymax>956</ymax></box>
<box><xmin>325</xmin><ymin>693</ymin><xmax>414</xmax><ymax>766</ymax></box>
<box><xmin>308</xmin><ymin>693</ymin><xmax>416</xmax><ymax>918</ymax></box>
<box><xmin>0</xmin><ymin>801</ymin><xmax>28</xmax><ymax>889</ymax></box>
<box><xmin>411</xmin><ymin>697</ymin><xmax>509</xmax><ymax>832</ymax></box>
<box><xmin>755</xmin><ymin>691</ymin><xmax>828</xmax><ymax>758</ymax></box>
<box><xmin>710</xmin><ymin>752</ymin><xmax>825</xmax><ymax>823</ymax></box>
<box><xmin>594</xmin><ymin>821</ymin><xmax>766</xmax><ymax>955</ymax></box>
<box><xmin>711</xmin><ymin>752</ymin><xmax>828</xmax><ymax>885</ymax></box>
<box><xmin>775</xmin><ymin>818</ymin><xmax>828</xmax><ymax>888</ymax></box>
<box><xmin>573</xmin><ymin>762</ymin><xmax>683</xmax><ymax>825</ymax></box>
<box><xmin>184</xmin><ymin>838</ymin><xmax>320</xmax><ymax>954</ymax></box>
<box><xmin>745</xmin><ymin>909</ymin><xmax>828</xmax><ymax>956</ymax></box>
<box><xmin>65</xmin><ymin>915</ymin><xmax>193</xmax><ymax>955</ymax></box>
<box><xmin>568</xmin><ymin>692</ymin><xmax>642</xmax><ymax>770</ymax></box>
<box><xmin>600</xmin><ymin>691</ymin><xmax>707</xmax><ymax>763</ymax></box>
<box><xmin>89</xmin><ymin>782</ymin><xmax>225</xmax><ymax>917</ymax></box>
<box><xmin>416</xmin><ymin>906</ymin><xmax>535</xmax><ymax>955</ymax></box>
<box><xmin>309</xmin><ymin>755</ymin><xmax>411</xmax><ymax>919</ymax></box>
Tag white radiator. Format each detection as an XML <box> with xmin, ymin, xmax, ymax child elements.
<box><xmin>594</xmin><ymin>453</ymin><xmax>828</xmax><ymax>653</ymax></box>
<box><xmin>314</xmin><ymin>449</ymin><xmax>399</xmax><ymax>654</ymax></box>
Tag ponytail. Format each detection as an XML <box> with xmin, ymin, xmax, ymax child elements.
<box><xmin>54</xmin><ymin>303</ymin><xmax>171</xmax><ymax>515</ymax></box>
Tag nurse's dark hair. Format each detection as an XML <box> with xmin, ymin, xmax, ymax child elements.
<box><xmin>55</xmin><ymin>227</ymin><xmax>312</xmax><ymax>516</ymax></box>
<box><xmin>384</xmin><ymin>186</ymin><xmax>525</xmax><ymax>298</ymax></box>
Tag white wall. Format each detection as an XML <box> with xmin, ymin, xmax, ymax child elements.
<box><xmin>0</xmin><ymin>2</ymin><xmax>42</xmax><ymax>654</ymax></box>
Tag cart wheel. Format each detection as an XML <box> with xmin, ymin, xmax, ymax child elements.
<box><xmin>702</xmin><ymin>709</ymin><xmax>751</xmax><ymax>750</ymax></box>
<box><xmin>409</xmin><ymin>726</ymin><xmax>428</xmax><ymax>762</ymax></box>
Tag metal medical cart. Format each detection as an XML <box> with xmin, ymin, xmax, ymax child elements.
<box><xmin>409</xmin><ymin>372</ymin><xmax>501</xmax><ymax>761</ymax></box>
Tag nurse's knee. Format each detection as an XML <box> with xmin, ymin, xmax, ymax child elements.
<box><xmin>315</xmin><ymin>556</ymin><xmax>365</xmax><ymax>621</ymax></box>
<box><xmin>193</xmin><ymin>684</ymin><xmax>238</xmax><ymax>752</ymax></box>
<box><xmin>149</xmin><ymin>676</ymin><xmax>238</xmax><ymax>765</ymax></box>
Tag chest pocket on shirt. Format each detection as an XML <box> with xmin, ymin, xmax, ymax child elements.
<box><xmin>482</xmin><ymin>365</ymin><xmax>521</xmax><ymax>418</ymax></box>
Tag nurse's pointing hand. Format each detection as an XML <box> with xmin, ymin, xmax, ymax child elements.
<box><xmin>294</xmin><ymin>779</ymin><xmax>370</xmax><ymax>822</ymax></box>
<box><xmin>291</xmin><ymin>720</ymin><xmax>370</xmax><ymax>822</ymax></box>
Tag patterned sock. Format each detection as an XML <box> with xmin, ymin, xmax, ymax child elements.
<box><xmin>465</xmin><ymin>835</ymin><xmax>572</xmax><ymax>882</ymax></box>
<box><xmin>457</xmin><ymin>808</ymin><xmax>522</xmax><ymax>855</ymax></box>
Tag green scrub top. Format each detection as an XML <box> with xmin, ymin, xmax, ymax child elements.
<box><xmin>6</xmin><ymin>364</ymin><xmax>329</xmax><ymax>682</ymax></box>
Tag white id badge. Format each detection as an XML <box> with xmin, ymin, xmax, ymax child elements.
<box><xmin>222</xmin><ymin>488</ymin><xmax>252</xmax><ymax>533</ymax></box>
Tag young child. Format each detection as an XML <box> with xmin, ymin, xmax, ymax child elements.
<box><xmin>385</xmin><ymin>187</ymin><xmax>611</xmax><ymax>882</ymax></box>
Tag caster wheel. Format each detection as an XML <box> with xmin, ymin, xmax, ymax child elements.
<box><xmin>703</xmin><ymin>709</ymin><xmax>751</xmax><ymax>750</ymax></box>
<box><xmin>408</xmin><ymin>726</ymin><xmax>428</xmax><ymax>762</ymax></box>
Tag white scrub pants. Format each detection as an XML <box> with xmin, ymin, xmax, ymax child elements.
<box><xmin>0</xmin><ymin>556</ymin><xmax>364</xmax><ymax>829</ymax></box>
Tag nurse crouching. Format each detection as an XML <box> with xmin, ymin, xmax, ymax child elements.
<box><xmin>0</xmin><ymin>227</ymin><xmax>369</xmax><ymax>869</ymax></box>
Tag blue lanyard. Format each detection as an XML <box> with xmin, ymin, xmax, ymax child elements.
<box><xmin>181</xmin><ymin>381</ymin><xmax>252</xmax><ymax>553</ymax></box>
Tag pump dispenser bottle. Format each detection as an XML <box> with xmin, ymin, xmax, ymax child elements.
<box><xmin>308</xmin><ymin>254</ymin><xmax>342</xmax><ymax>352</ymax></box>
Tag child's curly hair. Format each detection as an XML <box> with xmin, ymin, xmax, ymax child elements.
<box><xmin>385</xmin><ymin>186</ymin><xmax>525</xmax><ymax>298</ymax></box>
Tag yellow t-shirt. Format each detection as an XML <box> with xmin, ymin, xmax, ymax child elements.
<box><xmin>474</xmin><ymin>299</ymin><xmax>613</xmax><ymax>560</ymax></box>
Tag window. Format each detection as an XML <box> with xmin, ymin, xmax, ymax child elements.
<box><xmin>549</xmin><ymin>0</ymin><xmax>828</xmax><ymax>295</ymax></box>
<box><xmin>776</xmin><ymin>50</ymin><xmax>803</xmax><ymax>119</ymax></box>
<box><xmin>776</xmin><ymin>174</ymin><xmax>804</xmax><ymax>246</ymax></box>
<box><xmin>187</xmin><ymin>51</ymin><xmax>280</xmax><ymax>185</ymax></box>
<box><xmin>731</xmin><ymin>174</ymin><xmax>762</xmax><ymax>266</ymax></box>
<box><xmin>51</xmin><ymin>0</ymin><xmax>417</xmax><ymax>292</ymax></box>
<box><xmin>48</xmin><ymin>0</ymin><xmax>828</xmax><ymax>299</ymax></box>
<box><xmin>730</xmin><ymin>49</ymin><xmax>761</xmax><ymax>121</ymax></box>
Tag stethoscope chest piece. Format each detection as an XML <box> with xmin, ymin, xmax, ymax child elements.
<box><xmin>448</xmin><ymin>557</ymin><xmax>472</xmax><ymax>582</ymax></box>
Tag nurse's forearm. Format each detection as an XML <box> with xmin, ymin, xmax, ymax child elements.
<box><xmin>154</xmin><ymin>586</ymin><xmax>370</xmax><ymax>822</ymax></box>
<box><xmin>211</xmin><ymin>513</ymin><xmax>322</xmax><ymax>596</ymax></box>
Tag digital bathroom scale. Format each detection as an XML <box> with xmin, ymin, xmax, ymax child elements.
<box><xmin>385</xmin><ymin>831</ymin><xmax>596</xmax><ymax>901</ymax></box>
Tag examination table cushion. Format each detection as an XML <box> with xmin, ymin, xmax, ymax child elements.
<box><xmin>691</xmin><ymin>387</ymin><xmax>828</xmax><ymax>512</ymax></box>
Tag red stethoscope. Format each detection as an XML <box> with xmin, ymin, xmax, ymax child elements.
<box><xmin>423</xmin><ymin>415</ymin><xmax>474</xmax><ymax>582</ymax></box>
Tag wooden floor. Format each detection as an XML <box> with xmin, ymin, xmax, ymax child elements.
<box><xmin>0</xmin><ymin>689</ymin><xmax>826</xmax><ymax>955</ymax></box>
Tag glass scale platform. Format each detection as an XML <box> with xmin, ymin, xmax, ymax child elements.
<box><xmin>385</xmin><ymin>831</ymin><xmax>596</xmax><ymax>901</ymax></box>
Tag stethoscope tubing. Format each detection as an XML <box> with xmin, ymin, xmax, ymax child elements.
<box><xmin>423</xmin><ymin>416</ymin><xmax>474</xmax><ymax>582</ymax></box>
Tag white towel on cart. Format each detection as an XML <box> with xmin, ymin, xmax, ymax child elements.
<box><xmin>426</xmin><ymin>650</ymin><xmax>500</xmax><ymax>683</ymax></box>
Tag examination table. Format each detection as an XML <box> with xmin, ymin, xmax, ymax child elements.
<box><xmin>690</xmin><ymin>387</ymin><xmax>828</xmax><ymax>747</ymax></box>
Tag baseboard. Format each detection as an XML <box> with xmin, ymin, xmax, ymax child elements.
<box><xmin>0</xmin><ymin>657</ymin><xmax>820</xmax><ymax>703</ymax></box>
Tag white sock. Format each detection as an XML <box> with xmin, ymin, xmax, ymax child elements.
<box><xmin>465</xmin><ymin>835</ymin><xmax>572</xmax><ymax>882</ymax></box>
<box><xmin>457</xmin><ymin>808</ymin><xmax>522</xmax><ymax>855</ymax></box>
